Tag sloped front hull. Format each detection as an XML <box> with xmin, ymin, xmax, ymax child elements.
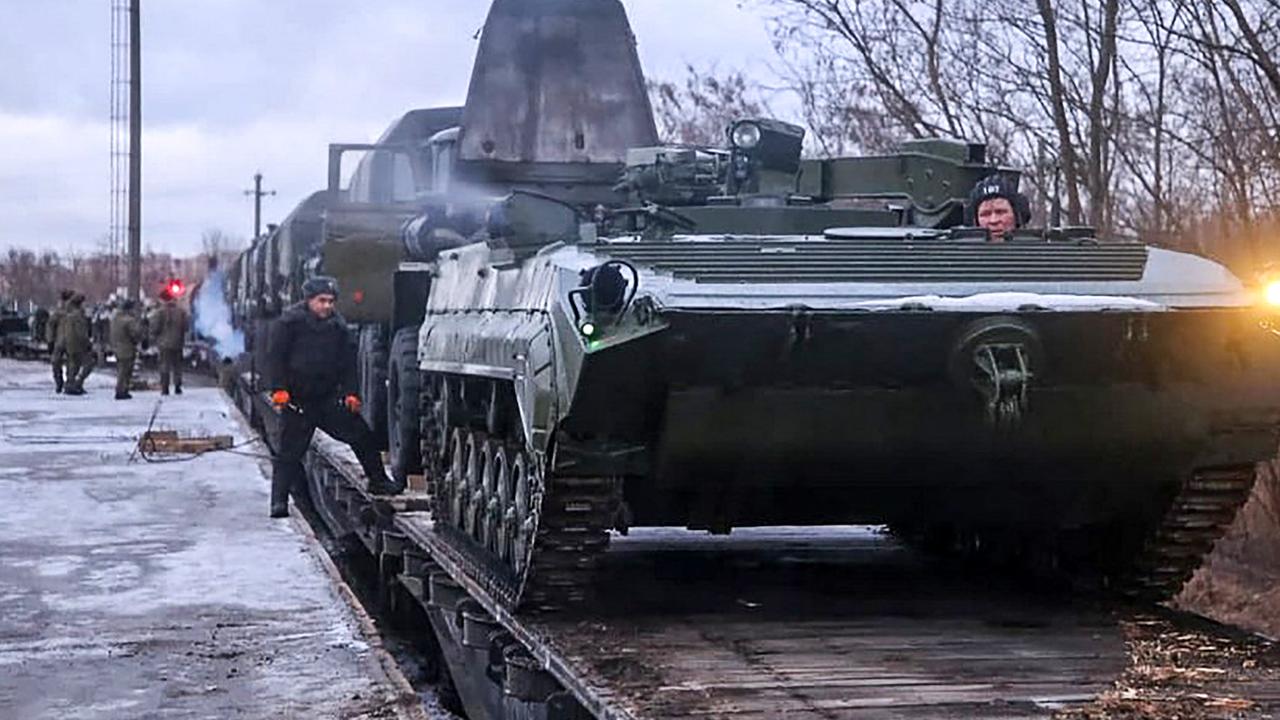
<box><xmin>561</xmin><ymin>309</ymin><xmax>1280</xmax><ymax>528</ymax></box>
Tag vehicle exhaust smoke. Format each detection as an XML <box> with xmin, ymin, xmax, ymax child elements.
<box><xmin>193</xmin><ymin>270</ymin><xmax>245</xmax><ymax>359</ymax></box>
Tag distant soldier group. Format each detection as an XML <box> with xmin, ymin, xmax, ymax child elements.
<box><xmin>45</xmin><ymin>287</ymin><xmax>189</xmax><ymax>399</ymax></box>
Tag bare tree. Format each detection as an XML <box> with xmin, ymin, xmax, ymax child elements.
<box><xmin>649</xmin><ymin>65</ymin><xmax>769</xmax><ymax>146</ymax></box>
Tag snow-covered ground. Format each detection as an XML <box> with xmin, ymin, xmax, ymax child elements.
<box><xmin>0</xmin><ymin>360</ymin><xmax>401</xmax><ymax>719</ymax></box>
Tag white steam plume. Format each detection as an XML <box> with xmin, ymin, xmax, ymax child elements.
<box><xmin>193</xmin><ymin>270</ymin><xmax>246</xmax><ymax>358</ymax></box>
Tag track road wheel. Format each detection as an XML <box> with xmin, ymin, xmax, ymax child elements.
<box><xmin>463</xmin><ymin>432</ymin><xmax>487</xmax><ymax>541</ymax></box>
<box><xmin>510</xmin><ymin>449</ymin><xmax>537</xmax><ymax>577</ymax></box>
<box><xmin>447</xmin><ymin>429</ymin><xmax>467</xmax><ymax>528</ymax></box>
<box><xmin>480</xmin><ymin>440</ymin><xmax>506</xmax><ymax>554</ymax></box>
<box><xmin>386</xmin><ymin>328</ymin><xmax>421</xmax><ymax>486</ymax></box>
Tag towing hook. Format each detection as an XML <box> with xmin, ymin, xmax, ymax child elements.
<box><xmin>948</xmin><ymin>316</ymin><xmax>1043</xmax><ymax>430</ymax></box>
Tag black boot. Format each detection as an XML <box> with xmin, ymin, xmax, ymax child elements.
<box><xmin>366</xmin><ymin>471</ymin><xmax>405</xmax><ymax>496</ymax></box>
<box><xmin>174</xmin><ymin>386</ymin><xmax>183</xmax><ymax>395</ymax></box>
<box><xmin>270</xmin><ymin>503</ymin><xmax>289</xmax><ymax>519</ymax></box>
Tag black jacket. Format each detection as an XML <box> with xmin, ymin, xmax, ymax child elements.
<box><xmin>266</xmin><ymin>302</ymin><xmax>357</xmax><ymax>401</ymax></box>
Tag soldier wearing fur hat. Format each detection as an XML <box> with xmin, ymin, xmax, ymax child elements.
<box><xmin>264</xmin><ymin>276</ymin><xmax>401</xmax><ymax>518</ymax></box>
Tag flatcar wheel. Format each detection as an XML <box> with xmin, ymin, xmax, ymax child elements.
<box><xmin>480</xmin><ymin>440</ymin><xmax>505</xmax><ymax>554</ymax></box>
<box><xmin>447</xmin><ymin>429</ymin><xmax>467</xmax><ymax>529</ymax></box>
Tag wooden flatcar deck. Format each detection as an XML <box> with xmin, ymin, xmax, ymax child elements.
<box><xmin>409</xmin><ymin>520</ymin><xmax>1126</xmax><ymax>719</ymax></box>
<box><xmin>305</xmin><ymin>429</ymin><xmax>1280</xmax><ymax>720</ymax></box>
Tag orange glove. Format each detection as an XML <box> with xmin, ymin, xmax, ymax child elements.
<box><xmin>344</xmin><ymin>394</ymin><xmax>362</xmax><ymax>414</ymax></box>
<box><xmin>270</xmin><ymin>390</ymin><xmax>290</xmax><ymax>407</ymax></box>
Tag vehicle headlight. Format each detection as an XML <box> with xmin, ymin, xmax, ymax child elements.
<box><xmin>730</xmin><ymin>121</ymin><xmax>762</xmax><ymax>150</ymax></box>
<box><xmin>1266</xmin><ymin>280</ymin><xmax>1280</xmax><ymax>306</ymax></box>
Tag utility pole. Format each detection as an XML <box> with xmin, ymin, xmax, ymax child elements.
<box><xmin>126</xmin><ymin>0</ymin><xmax>142</xmax><ymax>302</ymax></box>
<box><xmin>243</xmin><ymin>172</ymin><xmax>276</xmax><ymax>240</ymax></box>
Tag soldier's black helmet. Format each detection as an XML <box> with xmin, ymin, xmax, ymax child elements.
<box><xmin>965</xmin><ymin>174</ymin><xmax>1032</xmax><ymax>227</ymax></box>
<box><xmin>302</xmin><ymin>276</ymin><xmax>339</xmax><ymax>300</ymax></box>
<box><xmin>59</xmin><ymin>289</ymin><xmax>75</xmax><ymax>302</ymax></box>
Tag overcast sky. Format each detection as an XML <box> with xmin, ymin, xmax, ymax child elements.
<box><xmin>0</xmin><ymin>0</ymin><xmax>778</xmax><ymax>257</ymax></box>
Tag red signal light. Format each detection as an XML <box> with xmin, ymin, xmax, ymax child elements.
<box><xmin>167</xmin><ymin>279</ymin><xmax>186</xmax><ymax>298</ymax></box>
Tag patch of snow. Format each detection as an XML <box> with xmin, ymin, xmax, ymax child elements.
<box><xmin>848</xmin><ymin>291</ymin><xmax>1165</xmax><ymax>312</ymax></box>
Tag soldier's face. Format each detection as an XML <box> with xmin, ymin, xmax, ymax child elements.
<box><xmin>308</xmin><ymin>293</ymin><xmax>336</xmax><ymax>319</ymax></box>
<box><xmin>977</xmin><ymin>197</ymin><xmax>1017</xmax><ymax>241</ymax></box>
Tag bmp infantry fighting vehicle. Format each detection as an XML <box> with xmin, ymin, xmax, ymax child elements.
<box><xmin>388</xmin><ymin>116</ymin><xmax>1280</xmax><ymax>611</ymax></box>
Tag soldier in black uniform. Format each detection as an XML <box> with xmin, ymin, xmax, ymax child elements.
<box><xmin>266</xmin><ymin>276</ymin><xmax>402</xmax><ymax>518</ymax></box>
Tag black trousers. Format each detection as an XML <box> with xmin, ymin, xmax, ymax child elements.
<box><xmin>270</xmin><ymin>398</ymin><xmax>391</xmax><ymax>510</ymax></box>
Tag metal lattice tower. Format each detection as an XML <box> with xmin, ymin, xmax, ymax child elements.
<box><xmin>109</xmin><ymin>0</ymin><xmax>130</xmax><ymax>290</ymax></box>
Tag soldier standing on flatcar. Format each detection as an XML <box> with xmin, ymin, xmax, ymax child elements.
<box><xmin>46</xmin><ymin>289</ymin><xmax>74</xmax><ymax>393</ymax></box>
<box><xmin>265</xmin><ymin>276</ymin><xmax>402</xmax><ymax>518</ymax></box>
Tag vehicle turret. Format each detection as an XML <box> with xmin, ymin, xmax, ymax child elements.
<box><xmin>613</xmin><ymin>118</ymin><xmax>1017</xmax><ymax>236</ymax></box>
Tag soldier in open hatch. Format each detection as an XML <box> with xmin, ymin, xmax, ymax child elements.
<box><xmin>59</xmin><ymin>294</ymin><xmax>93</xmax><ymax>396</ymax></box>
<box><xmin>46</xmin><ymin>289</ymin><xmax>74</xmax><ymax>393</ymax></box>
<box><xmin>966</xmin><ymin>175</ymin><xmax>1032</xmax><ymax>242</ymax></box>
<box><xmin>266</xmin><ymin>276</ymin><xmax>402</xmax><ymax>518</ymax></box>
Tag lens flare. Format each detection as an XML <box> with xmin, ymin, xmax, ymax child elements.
<box><xmin>1266</xmin><ymin>280</ymin><xmax>1280</xmax><ymax>306</ymax></box>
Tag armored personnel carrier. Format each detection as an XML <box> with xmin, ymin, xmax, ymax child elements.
<box><xmin>390</xmin><ymin>118</ymin><xmax>1280</xmax><ymax>611</ymax></box>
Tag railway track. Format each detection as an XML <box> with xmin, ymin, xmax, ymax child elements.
<box><xmin>232</xmin><ymin>381</ymin><xmax>1280</xmax><ymax>719</ymax></box>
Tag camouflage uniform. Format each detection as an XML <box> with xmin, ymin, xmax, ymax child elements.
<box><xmin>110</xmin><ymin>308</ymin><xmax>143</xmax><ymax>399</ymax></box>
<box><xmin>46</xmin><ymin>300</ymin><xmax>67</xmax><ymax>392</ymax></box>
<box><xmin>58</xmin><ymin>301</ymin><xmax>94</xmax><ymax>395</ymax></box>
<box><xmin>152</xmin><ymin>300</ymin><xmax>189</xmax><ymax>395</ymax></box>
